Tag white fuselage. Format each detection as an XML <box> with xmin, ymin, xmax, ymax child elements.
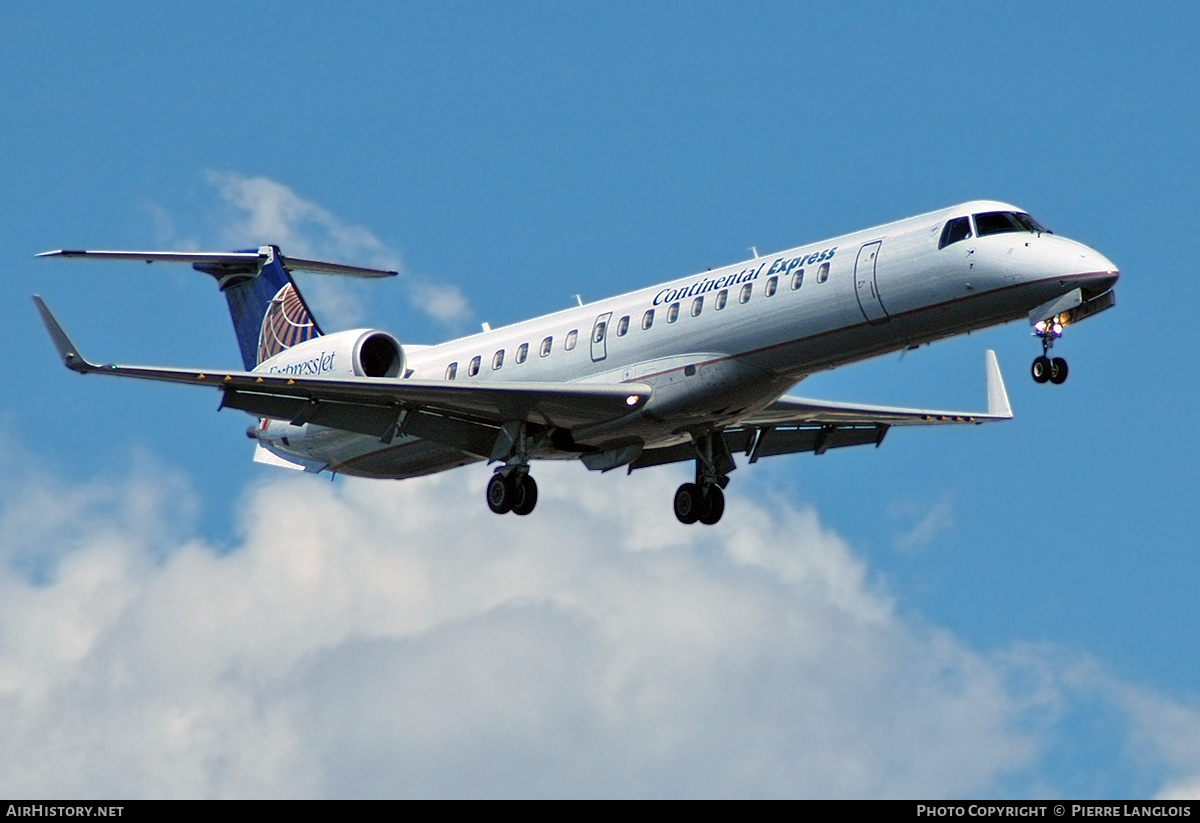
<box><xmin>257</xmin><ymin>200</ymin><xmax>1118</xmax><ymax>478</ymax></box>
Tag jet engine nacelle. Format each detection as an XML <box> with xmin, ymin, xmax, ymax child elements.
<box><xmin>255</xmin><ymin>329</ymin><xmax>405</xmax><ymax>379</ymax></box>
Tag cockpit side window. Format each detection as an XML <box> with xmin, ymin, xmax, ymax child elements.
<box><xmin>973</xmin><ymin>211</ymin><xmax>1051</xmax><ymax>237</ymax></box>
<box><xmin>938</xmin><ymin>216</ymin><xmax>973</xmax><ymax>249</ymax></box>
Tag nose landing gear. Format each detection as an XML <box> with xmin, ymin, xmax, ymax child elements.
<box><xmin>1031</xmin><ymin>355</ymin><xmax>1068</xmax><ymax>384</ymax></box>
<box><xmin>1032</xmin><ymin>320</ymin><xmax>1069</xmax><ymax>385</ymax></box>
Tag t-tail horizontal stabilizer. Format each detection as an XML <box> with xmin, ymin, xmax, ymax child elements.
<box><xmin>35</xmin><ymin>248</ymin><xmax>398</xmax><ymax>278</ymax></box>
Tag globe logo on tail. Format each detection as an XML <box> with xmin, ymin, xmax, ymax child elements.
<box><xmin>257</xmin><ymin>283</ymin><xmax>318</xmax><ymax>364</ymax></box>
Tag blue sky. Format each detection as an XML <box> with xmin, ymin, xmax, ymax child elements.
<box><xmin>2</xmin><ymin>2</ymin><xmax>1199</xmax><ymax>798</ymax></box>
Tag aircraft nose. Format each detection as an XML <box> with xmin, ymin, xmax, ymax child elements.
<box><xmin>1049</xmin><ymin>237</ymin><xmax>1119</xmax><ymax>293</ymax></box>
<box><xmin>1083</xmin><ymin>248</ymin><xmax>1120</xmax><ymax>293</ymax></box>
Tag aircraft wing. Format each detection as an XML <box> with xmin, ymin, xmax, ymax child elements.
<box><xmin>742</xmin><ymin>349</ymin><xmax>1012</xmax><ymax>427</ymax></box>
<box><xmin>628</xmin><ymin>351</ymin><xmax>1010</xmax><ymax>471</ymax></box>
<box><xmin>34</xmin><ymin>297</ymin><xmax>650</xmax><ymax>448</ymax></box>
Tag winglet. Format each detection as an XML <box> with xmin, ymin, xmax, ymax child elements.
<box><xmin>32</xmin><ymin>295</ymin><xmax>95</xmax><ymax>373</ymax></box>
<box><xmin>985</xmin><ymin>350</ymin><xmax>1012</xmax><ymax>419</ymax></box>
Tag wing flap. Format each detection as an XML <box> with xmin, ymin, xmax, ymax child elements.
<box><xmin>222</xmin><ymin>391</ymin><xmax>405</xmax><ymax>438</ymax></box>
<box><xmin>752</xmin><ymin>424</ymin><xmax>886</xmax><ymax>457</ymax></box>
<box><xmin>628</xmin><ymin>424</ymin><xmax>888</xmax><ymax>471</ymax></box>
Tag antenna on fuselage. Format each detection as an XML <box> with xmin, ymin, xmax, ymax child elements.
<box><xmin>750</xmin><ymin>247</ymin><xmax>759</xmax><ymax>259</ymax></box>
<box><xmin>575</xmin><ymin>295</ymin><xmax>584</xmax><ymax>306</ymax></box>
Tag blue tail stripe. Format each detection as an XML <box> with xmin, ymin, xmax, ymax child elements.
<box><xmin>196</xmin><ymin>247</ymin><xmax>323</xmax><ymax>370</ymax></box>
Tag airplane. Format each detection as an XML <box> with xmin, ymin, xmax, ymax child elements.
<box><xmin>33</xmin><ymin>200</ymin><xmax>1118</xmax><ymax>525</ymax></box>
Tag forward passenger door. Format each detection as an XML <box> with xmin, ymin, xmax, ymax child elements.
<box><xmin>854</xmin><ymin>241</ymin><xmax>890</xmax><ymax>324</ymax></box>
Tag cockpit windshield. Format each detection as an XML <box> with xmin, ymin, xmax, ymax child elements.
<box><xmin>973</xmin><ymin>211</ymin><xmax>1051</xmax><ymax>237</ymax></box>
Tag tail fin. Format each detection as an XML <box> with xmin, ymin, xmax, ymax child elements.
<box><xmin>37</xmin><ymin>246</ymin><xmax>397</xmax><ymax>371</ymax></box>
<box><xmin>195</xmin><ymin>246</ymin><xmax>322</xmax><ymax>369</ymax></box>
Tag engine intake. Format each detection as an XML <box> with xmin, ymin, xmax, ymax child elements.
<box><xmin>356</xmin><ymin>332</ymin><xmax>403</xmax><ymax>377</ymax></box>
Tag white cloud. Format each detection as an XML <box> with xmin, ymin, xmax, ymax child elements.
<box><xmin>1110</xmin><ymin>678</ymin><xmax>1200</xmax><ymax>800</ymax></box>
<box><xmin>408</xmin><ymin>278</ymin><xmax>472</xmax><ymax>326</ymax></box>
<box><xmin>0</xmin><ymin>461</ymin><xmax>1197</xmax><ymax>798</ymax></box>
<box><xmin>1156</xmin><ymin>779</ymin><xmax>1200</xmax><ymax>801</ymax></box>
<box><xmin>203</xmin><ymin>172</ymin><xmax>471</xmax><ymax>328</ymax></box>
<box><xmin>205</xmin><ymin>172</ymin><xmax>392</xmax><ymax>266</ymax></box>
<box><xmin>890</xmin><ymin>497</ymin><xmax>955</xmax><ymax>552</ymax></box>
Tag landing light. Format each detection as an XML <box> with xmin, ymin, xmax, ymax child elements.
<box><xmin>626</xmin><ymin>395</ymin><xmax>641</xmax><ymax>406</ymax></box>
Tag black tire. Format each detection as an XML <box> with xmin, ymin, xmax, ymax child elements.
<box><xmin>511</xmin><ymin>474</ymin><xmax>538</xmax><ymax>516</ymax></box>
<box><xmin>1050</xmin><ymin>357</ymin><xmax>1069</xmax><ymax>385</ymax></box>
<box><xmin>674</xmin><ymin>483</ymin><xmax>702</xmax><ymax>525</ymax></box>
<box><xmin>698</xmin><ymin>485</ymin><xmax>725</xmax><ymax>525</ymax></box>
<box><xmin>486</xmin><ymin>473</ymin><xmax>514</xmax><ymax>514</ymax></box>
<box><xmin>1031</xmin><ymin>356</ymin><xmax>1052</xmax><ymax>383</ymax></box>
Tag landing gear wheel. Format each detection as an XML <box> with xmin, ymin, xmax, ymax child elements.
<box><xmin>511</xmin><ymin>474</ymin><xmax>538</xmax><ymax>516</ymax></box>
<box><xmin>1050</xmin><ymin>357</ymin><xmax>1069</xmax><ymax>385</ymax></box>
<box><xmin>674</xmin><ymin>483</ymin><xmax>703</xmax><ymax>525</ymax></box>
<box><xmin>486</xmin><ymin>473</ymin><xmax>515</xmax><ymax>514</ymax></box>
<box><xmin>698</xmin><ymin>485</ymin><xmax>725</xmax><ymax>525</ymax></box>
<box><xmin>1031</xmin><ymin>356</ymin><xmax>1052</xmax><ymax>384</ymax></box>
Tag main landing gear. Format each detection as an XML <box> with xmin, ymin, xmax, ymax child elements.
<box><xmin>673</xmin><ymin>482</ymin><xmax>725</xmax><ymax>525</ymax></box>
<box><xmin>486</xmin><ymin>469</ymin><xmax>538</xmax><ymax>516</ymax></box>
<box><xmin>1031</xmin><ymin>319</ymin><xmax>1069</xmax><ymax>385</ymax></box>
<box><xmin>485</xmin><ymin>420</ymin><xmax>540</xmax><ymax>516</ymax></box>
<box><xmin>674</xmin><ymin>431</ymin><xmax>735</xmax><ymax>526</ymax></box>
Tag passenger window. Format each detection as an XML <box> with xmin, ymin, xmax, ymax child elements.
<box><xmin>739</xmin><ymin>283</ymin><xmax>752</xmax><ymax>304</ymax></box>
<box><xmin>593</xmin><ymin>322</ymin><xmax>607</xmax><ymax>344</ymax></box>
<box><xmin>617</xmin><ymin>315</ymin><xmax>629</xmax><ymax>336</ymax></box>
<box><xmin>642</xmin><ymin>309</ymin><xmax>654</xmax><ymax>330</ymax></box>
<box><xmin>445</xmin><ymin>362</ymin><xmax>457</xmax><ymax>380</ymax></box>
<box><xmin>791</xmin><ymin>269</ymin><xmax>804</xmax><ymax>290</ymax></box>
<box><xmin>691</xmin><ymin>296</ymin><xmax>703</xmax><ymax>317</ymax></box>
<box><xmin>716</xmin><ymin>289</ymin><xmax>728</xmax><ymax>310</ymax></box>
<box><xmin>540</xmin><ymin>336</ymin><xmax>552</xmax><ymax>357</ymax></box>
<box><xmin>565</xmin><ymin>329</ymin><xmax>578</xmax><ymax>350</ymax></box>
<box><xmin>765</xmin><ymin>276</ymin><xmax>778</xmax><ymax>297</ymax></box>
<box><xmin>817</xmin><ymin>262</ymin><xmax>830</xmax><ymax>283</ymax></box>
<box><xmin>492</xmin><ymin>349</ymin><xmax>504</xmax><ymax>370</ymax></box>
<box><xmin>468</xmin><ymin>356</ymin><xmax>481</xmax><ymax>377</ymax></box>
<box><xmin>667</xmin><ymin>302</ymin><xmax>680</xmax><ymax>323</ymax></box>
<box><xmin>939</xmin><ymin>216</ymin><xmax>973</xmax><ymax>249</ymax></box>
<box><xmin>516</xmin><ymin>343</ymin><xmax>528</xmax><ymax>364</ymax></box>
